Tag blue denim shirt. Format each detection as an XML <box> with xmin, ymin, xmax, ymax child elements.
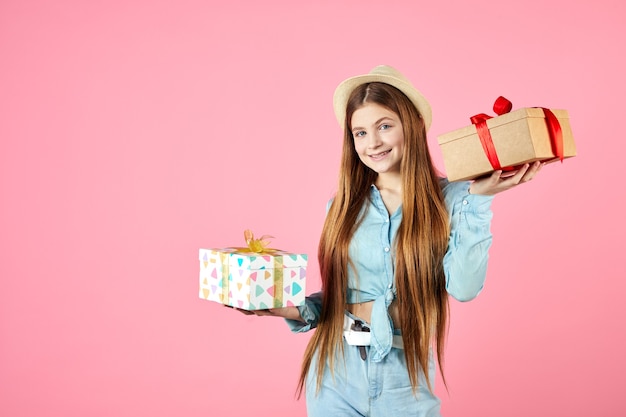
<box><xmin>286</xmin><ymin>179</ymin><xmax>494</xmax><ymax>363</ymax></box>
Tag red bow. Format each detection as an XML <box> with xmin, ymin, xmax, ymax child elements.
<box><xmin>470</xmin><ymin>96</ymin><xmax>564</xmax><ymax>171</ymax></box>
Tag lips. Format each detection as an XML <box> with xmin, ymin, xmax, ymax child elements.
<box><xmin>369</xmin><ymin>150</ymin><xmax>391</xmax><ymax>161</ymax></box>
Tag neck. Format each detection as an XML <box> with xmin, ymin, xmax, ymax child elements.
<box><xmin>375</xmin><ymin>172</ymin><xmax>403</xmax><ymax>193</ymax></box>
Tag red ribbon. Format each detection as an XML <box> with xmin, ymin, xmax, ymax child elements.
<box><xmin>470</xmin><ymin>96</ymin><xmax>564</xmax><ymax>171</ymax></box>
<box><xmin>539</xmin><ymin>107</ymin><xmax>564</xmax><ymax>163</ymax></box>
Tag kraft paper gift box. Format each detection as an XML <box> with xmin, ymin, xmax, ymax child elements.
<box><xmin>198</xmin><ymin>248</ymin><xmax>307</xmax><ymax>310</ymax></box>
<box><xmin>437</xmin><ymin>99</ymin><xmax>576</xmax><ymax>182</ymax></box>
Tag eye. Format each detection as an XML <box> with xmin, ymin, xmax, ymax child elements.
<box><xmin>380</xmin><ymin>124</ymin><xmax>391</xmax><ymax>130</ymax></box>
<box><xmin>353</xmin><ymin>130</ymin><xmax>366</xmax><ymax>138</ymax></box>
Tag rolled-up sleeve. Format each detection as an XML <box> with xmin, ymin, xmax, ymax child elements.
<box><xmin>442</xmin><ymin>180</ymin><xmax>494</xmax><ymax>302</ymax></box>
<box><xmin>285</xmin><ymin>291</ymin><xmax>323</xmax><ymax>332</ymax></box>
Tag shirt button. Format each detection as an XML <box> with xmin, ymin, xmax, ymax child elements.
<box><xmin>462</xmin><ymin>200</ymin><xmax>469</xmax><ymax>205</ymax></box>
<box><xmin>384</xmin><ymin>247</ymin><xmax>390</xmax><ymax>252</ymax></box>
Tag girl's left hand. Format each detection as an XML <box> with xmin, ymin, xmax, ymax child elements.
<box><xmin>469</xmin><ymin>161</ymin><xmax>544</xmax><ymax>196</ymax></box>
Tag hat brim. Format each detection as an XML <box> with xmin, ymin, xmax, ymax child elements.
<box><xmin>333</xmin><ymin>73</ymin><xmax>432</xmax><ymax>132</ymax></box>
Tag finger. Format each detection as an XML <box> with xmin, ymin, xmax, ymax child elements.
<box><xmin>501</xmin><ymin>163</ymin><xmax>530</xmax><ymax>185</ymax></box>
<box><xmin>487</xmin><ymin>169</ymin><xmax>504</xmax><ymax>185</ymax></box>
<box><xmin>234</xmin><ymin>307</ymin><xmax>255</xmax><ymax>315</ymax></box>
<box><xmin>255</xmin><ymin>309</ymin><xmax>275</xmax><ymax>316</ymax></box>
<box><xmin>530</xmin><ymin>160</ymin><xmax>544</xmax><ymax>174</ymax></box>
<box><xmin>491</xmin><ymin>170</ymin><xmax>503</xmax><ymax>179</ymax></box>
<box><xmin>519</xmin><ymin>161</ymin><xmax>543</xmax><ymax>182</ymax></box>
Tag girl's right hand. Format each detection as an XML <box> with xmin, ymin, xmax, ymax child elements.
<box><xmin>225</xmin><ymin>305</ymin><xmax>304</xmax><ymax>322</ymax></box>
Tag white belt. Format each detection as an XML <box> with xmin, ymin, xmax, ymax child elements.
<box><xmin>343</xmin><ymin>315</ymin><xmax>404</xmax><ymax>349</ymax></box>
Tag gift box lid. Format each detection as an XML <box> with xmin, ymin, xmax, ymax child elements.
<box><xmin>437</xmin><ymin>108</ymin><xmax>570</xmax><ymax>144</ymax></box>
<box><xmin>199</xmin><ymin>248</ymin><xmax>308</xmax><ymax>268</ymax></box>
<box><xmin>228</xmin><ymin>250</ymin><xmax>308</xmax><ymax>269</ymax></box>
<box><xmin>199</xmin><ymin>247</ymin><xmax>237</xmax><ymax>261</ymax></box>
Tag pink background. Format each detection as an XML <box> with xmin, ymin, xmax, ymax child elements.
<box><xmin>1</xmin><ymin>0</ymin><xmax>624</xmax><ymax>416</ymax></box>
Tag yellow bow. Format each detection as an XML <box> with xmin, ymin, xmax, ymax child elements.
<box><xmin>244</xmin><ymin>229</ymin><xmax>276</xmax><ymax>253</ymax></box>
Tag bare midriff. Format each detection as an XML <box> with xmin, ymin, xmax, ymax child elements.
<box><xmin>347</xmin><ymin>300</ymin><xmax>400</xmax><ymax>327</ymax></box>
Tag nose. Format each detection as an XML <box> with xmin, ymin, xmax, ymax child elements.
<box><xmin>366</xmin><ymin>131</ymin><xmax>382</xmax><ymax>149</ymax></box>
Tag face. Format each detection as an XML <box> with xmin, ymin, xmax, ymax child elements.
<box><xmin>350</xmin><ymin>103</ymin><xmax>405</xmax><ymax>175</ymax></box>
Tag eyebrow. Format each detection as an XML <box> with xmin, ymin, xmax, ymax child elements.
<box><xmin>351</xmin><ymin>116</ymin><xmax>395</xmax><ymax>132</ymax></box>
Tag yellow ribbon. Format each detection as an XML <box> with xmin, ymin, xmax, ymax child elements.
<box><xmin>243</xmin><ymin>229</ymin><xmax>277</xmax><ymax>253</ymax></box>
<box><xmin>273</xmin><ymin>256</ymin><xmax>283</xmax><ymax>308</ymax></box>
<box><xmin>219</xmin><ymin>230</ymin><xmax>285</xmax><ymax>308</ymax></box>
<box><xmin>219</xmin><ymin>251</ymin><xmax>230</xmax><ymax>305</ymax></box>
<box><xmin>244</xmin><ymin>230</ymin><xmax>284</xmax><ymax>307</ymax></box>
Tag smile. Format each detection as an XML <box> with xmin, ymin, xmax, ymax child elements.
<box><xmin>369</xmin><ymin>150</ymin><xmax>391</xmax><ymax>160</ymax></box>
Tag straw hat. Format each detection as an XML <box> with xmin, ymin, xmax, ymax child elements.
<box><xmin>332</xmin><ymin>65</ymin><xmax>432</xmax><ymax>132</ymax></box>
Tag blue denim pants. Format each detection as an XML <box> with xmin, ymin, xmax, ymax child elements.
<box><xmin>305</xmin><ymin>332</ymin><xmax>442</xmax><ymax>416</ymax></box>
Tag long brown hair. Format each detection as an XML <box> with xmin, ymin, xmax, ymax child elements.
<box><xmin>298</xmin><ymin>82</ymin><xmax>450</xmax><ymax>396</ymax></box>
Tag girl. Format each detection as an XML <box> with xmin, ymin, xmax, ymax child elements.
<box><xmin>244</xmin><ymin>65</ymin><xmax>542</xmax><ymax>416</ymax></box>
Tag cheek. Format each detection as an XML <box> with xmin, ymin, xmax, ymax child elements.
<box><xmin>393</xmin><ymin>134</ymin><xmax>406</xmax><ymax>150</ymax></box>
<box><xmin>353</xmin><ymin>144</ymin><xmax>369</xmax><ymax>164</ymax></box>
<box><xmin>353</xmin><ymin>140</ymin><xmax>366</xmax><ymax>155</ymax></box>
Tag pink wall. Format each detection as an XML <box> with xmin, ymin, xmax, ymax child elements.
<box><xmin>1</xmin><ymin>0</ymin><xmax>624</xmax><ymax>416</ymax></box>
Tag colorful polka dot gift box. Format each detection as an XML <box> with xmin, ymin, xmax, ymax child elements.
<box><xmin>199</xmin><ymin>230</ymin><xmax>307</xmax><ymax>310</ymax></box>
